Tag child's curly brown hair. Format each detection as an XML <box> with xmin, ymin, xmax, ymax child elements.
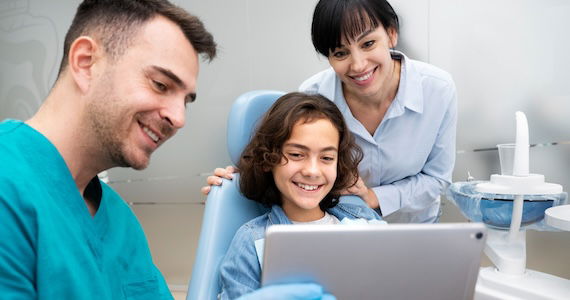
<box><xmin>238</xmin><ymin>92</ymin><xmax>363</xmax><ymax>211</ymax></box>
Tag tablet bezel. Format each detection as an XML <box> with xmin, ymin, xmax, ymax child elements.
<box><xmin>261</xmin><ymin>223</ymin><xmax>486</xmax><ymax>300</ymax></box>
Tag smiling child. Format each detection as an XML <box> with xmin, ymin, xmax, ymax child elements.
<box><xmin>218</xmin><ymin>92</ymin><xmax>383</xmax><ymax>299</ymax></box>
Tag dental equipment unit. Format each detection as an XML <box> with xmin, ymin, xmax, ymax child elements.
<box><xmin>447</xmin><ymin>111</ymin><xmax>570</xmax><ymax>299</ymax></box>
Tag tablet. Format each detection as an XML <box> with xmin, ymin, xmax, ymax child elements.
<box><xmin>261</xmin><ymin>223</ymin><xmax>486</xmax><ymax>300</ymax></box>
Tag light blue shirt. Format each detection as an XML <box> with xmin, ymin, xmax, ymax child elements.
<box><xmin>0</xmin><ymin>120</ymin><xmax>172</xmax><ymax>300</ymax></box>
<box><xmin>300</xmin><ymin>51</ymin><xmax>457</xmax><ymax>223</ymax></box>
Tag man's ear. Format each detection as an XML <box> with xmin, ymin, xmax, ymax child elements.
<box><xmin>387</xmin><ymin>27</ymin><xmax>398</xmax><ymax>49</ymax></box>
<box><xmin>68</xmin><ymin>36</ymin><xmax>100</xmax><ymax>93</ymax></box>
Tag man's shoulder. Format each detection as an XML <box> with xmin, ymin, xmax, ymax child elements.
<box><xmin>0</xmin><ymin>144</ymin><xmax>34</xmax><ymax>200</ymax></box>
<box><xmin>0</xmin><ymin>120</ymin><xmax>26</xmax><ymax>153</ymax></box>
<box><xmin>0</xmin><ymin>173</ymin><xmax>33</xmax><ymax>208</ymax></box>
<box><xmin>0</xmin><ymin>120</ymin><xmax>55</xmax><ymax>172</ymax></box>
<box><xmin>0</xmin><ymin>119</ymin><xmax>24</xmax><ymax>133</ymax></box>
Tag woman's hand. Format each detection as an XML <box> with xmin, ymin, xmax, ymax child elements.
<box><xmin>200</xmin><ymin>165</ymin><xmax>238</xmax><ymax>195</ymax></box>
<box><xmin>341</xmin><ymin>176</ymin><xmax>380</xmax><ymax>209</ymax></box>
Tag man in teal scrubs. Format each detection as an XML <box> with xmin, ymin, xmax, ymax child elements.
<box><xmin>0</xmin><ymin>0</ymin><xmax>331</xmax><ymax>299</ymax></box>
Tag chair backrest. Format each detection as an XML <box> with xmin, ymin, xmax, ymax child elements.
<box><xmin>186</xmin><ymin>90</ymin><xmax>284</xmax><ymax>300</ymax></box>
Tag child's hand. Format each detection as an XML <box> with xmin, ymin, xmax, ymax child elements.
<box><xmin>200</xmin><ymin>165</ymin><xmax>238</xmax><ymax>195</ymax></box>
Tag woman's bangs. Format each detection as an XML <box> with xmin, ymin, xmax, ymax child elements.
<box><xmin>340</xmin><ymin>7</ymin><xmax>380</xmax><ymax>44</ymax></box>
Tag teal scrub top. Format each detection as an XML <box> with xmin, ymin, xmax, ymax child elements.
<box><xmin>0</xmin><ymin>120</ymin><xmax>173</xmax><ymax>300</ymax></box>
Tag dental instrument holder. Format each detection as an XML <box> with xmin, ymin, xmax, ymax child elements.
<box><xmin>475</xmin><ymin>112</ymin><xmax>562</xmax><ymax>276</ymax></box>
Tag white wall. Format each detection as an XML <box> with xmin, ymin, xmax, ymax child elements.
<box><xmin>1</xmin><ymin>0</ymin><xmax>568</xmax><ymax>286</ymax></box>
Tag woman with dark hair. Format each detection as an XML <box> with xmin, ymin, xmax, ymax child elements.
<box><xmin>204</xmin><ymin>0</ymin><xmax>456</xmax><ymax>224</ymax></box>
<box><xmin>299</xmin><ymin>0</ymin><xmax>457</xmax><ymax>223</ymax></box>
<box><xmin>218</xmin><ymin>92</ymin><xmax>383</xmax><ymax>299</ymax></box>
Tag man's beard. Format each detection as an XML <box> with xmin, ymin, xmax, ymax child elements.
<box><xmin>85</xmin><ymin>83</ymin><xmax>150</xmax><ymax>170</ymax></box>
<box><xmin>87</xmin><ymin>99</ymin><xmax>145</xmax><ymax>170</ymax></box>
<box><xmin>84</xmin><ymin>70</ymin><xmax>176</xmax><ymax>170</ymax></box>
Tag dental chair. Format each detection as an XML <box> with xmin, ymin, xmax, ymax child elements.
<box><xmin>186</xmin><ymin>90</ymin><xmax>366</xmax><ymax>300</ymax></box>
<box><xmin>186</xmin><ymin>90</ymin><xmax>284</xmax><ymax>300</ymax></box>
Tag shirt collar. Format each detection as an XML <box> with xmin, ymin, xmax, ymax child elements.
<box><xmin>268</xmin><ymin>205</ymin><xmax>293</xmax><ymax>225</ymax></box>
<box><xmin>391</xmin><ymin>50</ymin><xmax>424</xmax><ymax>114</ymax></box>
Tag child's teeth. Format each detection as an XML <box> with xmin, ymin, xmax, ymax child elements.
<box><xmin>297</xmin><ymin>183</ymin><xmax>318</xmax><ymax>191</ymax></box>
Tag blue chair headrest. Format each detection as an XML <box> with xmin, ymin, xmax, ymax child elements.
<box><xmin>226</xmin><ymin>90</ymin><xmax>285</xmax><ymax>165</ymax></box>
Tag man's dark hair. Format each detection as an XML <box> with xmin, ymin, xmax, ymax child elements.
<box><xmin>238</xmin><ymin>92</ymin><xmax>363</xmax><ymax>211</ymax></box>
<box><xmin>57</xmin><ymin>0</ymin><xmax>216</xmax><ymax>76</ymax></box>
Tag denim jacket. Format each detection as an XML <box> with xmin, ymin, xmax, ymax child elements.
<box><xmin>218</xmin><ymin>202</ymin><xmax>382</xmax><ymax>299</ymax></box>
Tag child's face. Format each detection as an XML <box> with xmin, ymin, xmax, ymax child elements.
<box><xmin>272</xmin><ymin>118</ymin><xmax>339</xmax><ymax>222</ymax></box>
